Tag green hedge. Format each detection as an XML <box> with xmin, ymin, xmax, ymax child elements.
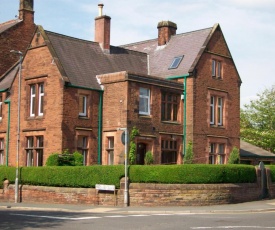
<box><xmin>269</xmin><ymin>166</ymin><xmax>275</xmax><ymax>182</ymax></box>
<box><xmin>19</xmin><ymin>165</ymin><xmax>124</xmax><ymax>188</ymax></box>
<box><xmin>0</xmin><ymin>165</ymin><xmax>257</xmax><ymax>189</ymax></box>
<box><xmin>0</xmin><ymin>166</ymin><xmax>16</xmax><ymax>188</ymax></box>
<box><xmin>129</xmin><ymin>164</ymin><xmax>256</xmax><ymax>184</ymax></box>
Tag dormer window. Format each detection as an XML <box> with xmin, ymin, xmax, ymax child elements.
<box><xmin>169</xmin><ymin>56</ymin><xmax>183</xmax><ymax>69</ymax></box>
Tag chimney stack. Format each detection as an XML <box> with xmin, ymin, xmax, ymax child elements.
<box><xmin>95</xmin><ymin>4</ymin><xmax>111</xmax><ymax>53</ymax></box>
<box><xmin>157</xmin><ymin>21</ymin><xmax>177</xmax><ymax>46</ymax></box>
<box><xmin>19</xmin><ymin>0</ymin><xmax>34</xmax><ymax>23</ymax></box>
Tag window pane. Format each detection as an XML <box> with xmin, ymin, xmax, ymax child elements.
<box><xmin>212</xmin><ymin>60</ymin><xmax>216</xmax><ymax>76</ymax></box>
<box><xmin>173</xmin><ymin>104</ymin><xmax>178</xmax><ymax>121</ymax></box>
<box><xmin>217</xmin><ymin>97</ymin><xmax>223</xmax><ymax>125</ymax></box>
<box><xmin>210</xmin><ymin>96</ymin><xmax>215</xmax><ymax>124</ymax></box>
<box><xmin>217</xmin><ymin>61</ymin><xmax>221</xmax><ymax>78</ymax></box>
<box><xmin>38</xmin><ymin>84</ymin><xmax>44</xmax><ymax>115</ymax></box>
<box><xmin>139</xmin><ymin>88</ymin><xmax>150</xmax><ymax>115</ymax></box>
<box><xmin>30</xmin><ymin>85</ymin><xmax>36</xmax><ymax>116</ymax></box>
<box><xmin>79</xmin><ymin>95</ymin><xmax>87</xmax><ymax>116</ymax></box>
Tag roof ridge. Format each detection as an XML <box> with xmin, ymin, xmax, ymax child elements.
<box><xmin>121</xmin><ymin>26</ymin><xmax>213</xmax><ymax>47</ymax></box>
<box><xmin>0</xmin><ymin>19</ymin><xmax>21</xmax><ymax>26</ymax></box>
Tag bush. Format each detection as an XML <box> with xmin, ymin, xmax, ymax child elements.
<box><xmin>46</xmin><ymin>154</ymin><xmax>60</xmax><ymax>166</ymax></box>
<box><xmin>184</xmin><ymin>142</ymin><xmax>194</xmax><ymax>164</ymax></box>
<box><xmin>228</xmin><ymin>147</ymin><xmax>240</xmax><ymax>164</ymax></box>
<box><xmin>144</xmin><ymin>151</ymin><xmax>154</xmax><ymax>165</ymax></box>
<box><xmin>0</xmin><ymin>166</ymin><xmax>16</xmax><ymax>187</ymax></box>
<box><xmin>73</xmin><ymin>151</ymin><xmax>84</xmax><ymax>166</ymax></box>
<box><xmin>129</xmin><ymin>164</ymin><xmax>256</xmax><ymax>184</ymax></box>
<box><xmin>269</xmin><ymin>165</ymin><xmax>275</xmax><ymax>182</ymax></box>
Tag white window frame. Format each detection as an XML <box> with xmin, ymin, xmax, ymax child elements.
<box><xmin>30</xmin><ymin>85</ymin><xmax>36</xmax><ymax>117</ymax></box>
<box><xmin>217</xmin><ymin>97</ymin><xmax>223</xmax><ymax>126</ymax></box>
<box><xmin>210</xmin><ymin>96</ymin><xmax>215</xmax><ymax>124</ymax></box>
<box><xmin>79</xmin><ymin>95</ymin><xmax>87</xmax><ymax>117</ymax></box>
<box><xmin>139</xmin><ymin>88</ymin><xmax>150</xmax><ymax>115</ymax></box>
<box><xmin>38</xmin><ymin>83</ymin><xmax>44</xmax><ymax>116</ymax></box>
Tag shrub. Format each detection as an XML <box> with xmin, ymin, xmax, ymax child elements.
<box><xmin>228</xmin><ymin>147</ymin><xmax>240</xmax><ymax>164</ymax></box>
<box><xmin>0</xmin><ymin>166</ymin><xmax>16</xmax><ymax>187</ymax></box>
<box><xmin>144</xmin><ymin>151</ymin><xmax>154</xmax><ymax>165</ymax></box>
<box><xmin>73</xmin><ymin>151</ymin><xmax>84</xmax><ymax>166</ymax></box>
<box><xmin>46</xmin><ymin>154</ymin><xmax>60</xmax><ymax>166</ymax></box>
<box><xmin>269</xmin><ymin>165</ymin><xmax>275</xmax><ymax>182</ymax></box>
<box><xmin>184</xmin><ymin>142</ymin><xmax>194</xmax><ymax>164</ymax></box>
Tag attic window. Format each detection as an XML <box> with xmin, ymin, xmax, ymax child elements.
<box><xmin>169</xmin><ymin>56</ymin><xmax>183</xmax><ymax>69</ymax></box>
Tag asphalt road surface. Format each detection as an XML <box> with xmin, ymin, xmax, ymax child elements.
<box><xmin>0</xmin><ymin>209</ymin><xmax>275</xmax><ymax>230</ymax></box>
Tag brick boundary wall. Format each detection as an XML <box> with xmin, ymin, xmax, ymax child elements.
<box><xmin>1</xmin><ymin>168</ymin><xmax>274</xmax><ymax>206</ymax></box>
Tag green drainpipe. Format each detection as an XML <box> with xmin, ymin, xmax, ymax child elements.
<box><xmin>4</xmin><ymin>98</ymin><xmax>10</xmax><ymax>166</ymax></box>
<box><xmin>97</xmin><ymin>91</ymin><xmax>103</xmax><ymax>165</ymax></box>
<box><xmin>167</xmin><ymin>73</ymin><xmax>190</xmax><ymax>158</ymax></box>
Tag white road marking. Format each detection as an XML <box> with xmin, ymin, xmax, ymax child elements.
<box><xmin>105</xmin><ymin>215</ymin><xmax>127</xmax><ymax>218</ymax></box>
<box><xmin>10</xmin><ymin>213</ymin><xmax>101</xmax><ymax>220</ymax></box>
<box><xmin>191</xmin><ymin>226</ymin><xmax>275</xmax><ymax>229</ymax></box>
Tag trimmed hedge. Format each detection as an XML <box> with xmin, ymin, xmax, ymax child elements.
<box><xmin>129</xmin><ymin>164</ymin><xmax>257</xmax><ymax>184</ymax></box>
<box><xmin>20</xmin><ymin>165</ymin><xmax>125</xmax><ymax>188</ymax></box>
<box><xmin>0</xmin><ymin>165</ymin><xmax>257</xmax><ymax>189</ymax></box>
<box><xmin>0</xmin><ymin>166</ymin><xmax>16</xmax><ymax>188</ymax></box>
<box><xmin>269</xmin><ymin>166</ymin><xmax>275</xmax><ymax>182</ymax></box>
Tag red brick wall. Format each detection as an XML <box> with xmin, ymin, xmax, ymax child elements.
<box><xmin>0</xmin><ymin>13</ymin><xmax>35</xmax><ymax>76</ymax></box>
<box><xmin>187</xmin><ymin>27</ymin><xmax>240</xmax><ymax>163</ymax></box>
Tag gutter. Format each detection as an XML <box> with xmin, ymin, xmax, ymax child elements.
<box><xmin>65</xmin><ymin>83</ymin><xmax>104</xmax><ymax>165</ymax></box>
<box><xmin>4</xmin><ymin>98</ymin><xmax>10</xmax><ymax>166</ymax></box>
<box><xmin>166</xmin><ymin>73</ymin><xmax>190</xmax><ymax>159</ymax></box>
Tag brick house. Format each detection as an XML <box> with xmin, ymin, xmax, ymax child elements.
<box><xmin>0</xmin><ymin>2</ymin><xmax>241</xmax><ymax>166</ymax></box>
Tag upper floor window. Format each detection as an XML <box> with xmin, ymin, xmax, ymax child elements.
<box><xmin>79</xmin><ymin>95</ymin><xmax>87</xmax><ymax>117</ymax></box>
<box><xmin>0</xmin><ymin>94</ymin><xmax>3</xmax><ymax>120</ymax></box>
<box><xmin>212</xmin><ymin>60</ymin><xmax>222</xmax><ymax>78</ymax></box>
<box><xmin>210</xmin><ymin>96</ymin><xmax>224</xmax><ymax>126</ymax></box>
<box><xmin>161</xmin><ymin>93</ymin><xmax>179</xmax><ymax>122</ymax></box>
<box><xmin>30</xmin><ymin>83</ymin><xmax>44</xmax><ymax>117</ymax></box>
<box><xmin>169</xmin><ymin>56</ymin><xmax>183</xmax><ymax>69</ymax></box>
<box><xmin>139</xmin><ymin>88</ymin><xmax>150</xmax><ymax>115</ymax></box>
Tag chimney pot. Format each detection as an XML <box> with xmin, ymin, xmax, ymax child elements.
<box><xmin>98</xmin><ymin>4</ymin><xmax>104</xmax><ymax>16</ymax></box>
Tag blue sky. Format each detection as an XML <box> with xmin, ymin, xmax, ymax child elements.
<box><xmin>1</xmin><ymin>0</ymin><xmax>275</xmax><ymax>107</ymax></box>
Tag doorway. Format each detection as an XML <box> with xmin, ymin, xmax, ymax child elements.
<box><xmin>136</xmin><ymin>143</ymin><xmax>146</xmax><ymax>165</ymax></box>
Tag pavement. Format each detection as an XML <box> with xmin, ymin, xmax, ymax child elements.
<box><xmin>1</xmin><ymin>199</ymin><xmax>275</xmax><ymax>214</ymax></box>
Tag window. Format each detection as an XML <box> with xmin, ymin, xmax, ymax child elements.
<box><xmin>169</xmin><ymin>56</ymin><xmax>183</xmax><ymax>69</ymax></box>
<box><xmin>209</xmin><ymin>143</ymin><xmax>225</xmax><ymax>164</ymax></box>
<box><xmin>0</xmin><ymin>139</ymin><xmax>4</xmax><ymax>165</ymax></box>
<box><xmin>161</xmin><ymin>139</ymin><xmax>177</xmax><ymax>164</ymax></box>
<box><xmin>139</xmin><ymin>88</ymin><xmax>150</xmax><ymax>115</ymax></box>
<box><xmin>26</xmin><ymin>136</ymin><xmax>44</xmax><ymax>166</ymax></box>
<box><xmin>77</xmin><ymin>136</ymin><xmax>88</xmax><ymax>165</ymax></box>
<box><xmin>38</xmin><ymin>84</ymin><xmax>44</xmax><ymax>116</ymax></box>
<box><xmin>26</xmin><ymin>137</ymin><xmax>34</xmax><ymax>166</ymax></box>
<box><xmin>212</xmin><ymin>60</ymin><xmax>222</xmax><ymax>78</ymax></box>
<box><xmin>29</xmin><ymin>83</ymin><xmax>44</xmax><ymax>117</ymax></box>
<box><xmin>161</xmin><ymin>93</ymin><xmax>179</xmax><ymax>122</ymax></box>
<box><xmin>210</xmin><ymin>95</ymin><xmax>224</xmax><ymax>126</ymax></box>
<box><xmin>107</xmin><ymin>137</ymin><xmax>114</xmax><ymax>165</ymax></box>
<box><xmin>79</xmin><ymin>95</ymin><xmax>87</xmax><ymax>117</ymax></box>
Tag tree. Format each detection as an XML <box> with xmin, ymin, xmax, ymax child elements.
<box><xmin>241</xmin><ymin>85</ymin><xmax>275</xmax><ymax>152</ymax></box>
<box><xmin>227</xmin><ymin>147</ymin><xmax>240</xmax><ymax>164</ymax></box>
<box><xmin>184</xmin><ymin>142</ymin><xmax>194</xmax><ymax>164</ymax></box>
<box><xmin>144</xmin><ymin>151</ymin><xmax>154</xmax><ymax>165</ymax></box>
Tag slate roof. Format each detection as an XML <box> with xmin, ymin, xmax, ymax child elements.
<box><xmin>0</xmin><ymin>19</ymin><xmax>21</xmax><ymax>34</ymax></box>
<box><xmin>44</xmin><ymin>30</ymin><xmax>148</xmax><ymax>90</ymax></box>
<box><xmin>0</xmin><ymin>63</ymin><xmax>19</xmax><ymax>91</ymax></box>
<box><xmin>240</xmin><ymin>140</ymin><xmax>275</xmax><ymax>159</ymax></box>
<box><xmin>122</xmin><ymin>26</ymin><xmax>213</xmax><ymax>78</ymax></box>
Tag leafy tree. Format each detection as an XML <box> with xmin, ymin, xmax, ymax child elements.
<box><xmin>227</xmin><ymin>147</ymin><xmax>240</xmax><ymax>164</ymax></box>
<box><xmin>241</xmin><ymin>86</ymin><xmax>275</xmax><ymax>153</ymax></box>
<box><xmin>184</xmin><ymin>142</ymin><xmax>194</xmax><ymax>164</ymax></box>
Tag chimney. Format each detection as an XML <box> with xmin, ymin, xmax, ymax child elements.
<box><xmin>95</xmin><ymin>4</ymin><xmax>111</xmax><ymax>53</ymax></box>
<box><xmin>157</xmin><ymin>21</ymin><xmax>177</xmax><ymax>46</ymax></box>
<box><xmin>19</xmin><ymin>0</ymin><xmax>34</xmax><ymax>23</ymax></box>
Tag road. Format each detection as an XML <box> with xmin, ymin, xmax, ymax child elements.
<box><xmin>0</xmin><ymin>209</ymin><xmax>275</xmax><ymax>230</ymax></box>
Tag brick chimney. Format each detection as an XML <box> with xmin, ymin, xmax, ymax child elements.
<box><xmin>95</xmin><ymin>4</ymin><xmax>111</xmax><ymax>53</ymax></box>
<box><xmin>19</xmin><ymin>0</ymin><xmax>34</xmax><ymax>23</ymax></box>
<box><xmin>157</xmin><ymin>21</ymin><xmax>177</xmax><ymax>46</ymax></box>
